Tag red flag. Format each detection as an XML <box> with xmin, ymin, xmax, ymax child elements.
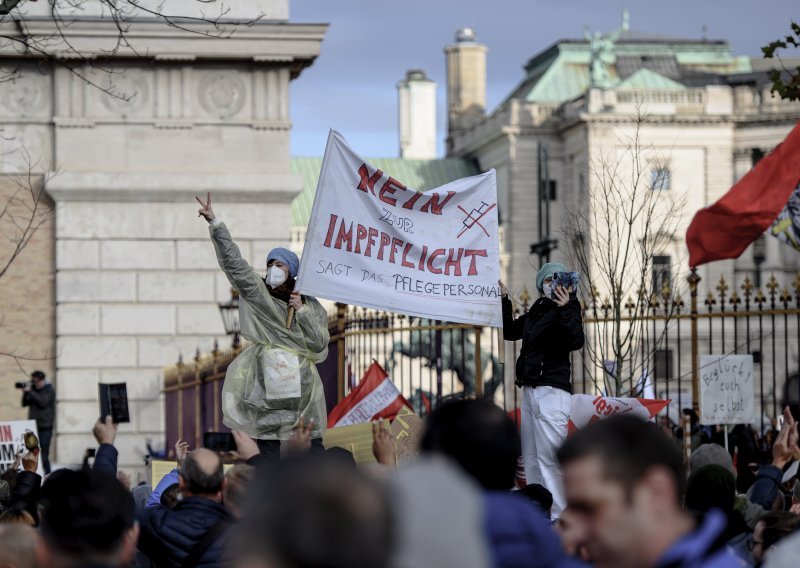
<box><xmin>686</xmin><ymin>121</ymin><xmax>800</xmax><ymax>267</ymax></box>
<box><xmin>327</xmin><ymin>362</ymin><xmax>411</xmax><ymax>428</ymax></box>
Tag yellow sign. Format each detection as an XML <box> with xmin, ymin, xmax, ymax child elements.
<box><xmin>323</xmin><ymin>422</ymin><xmax>377</xmax><ymax>464</ymax></box>
<box><xmin>149</xmin><ymin>459</ymin><xmax>234</xmax><ymax>487</ymax></box>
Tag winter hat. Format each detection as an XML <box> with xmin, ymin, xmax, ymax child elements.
<box><xmin>535</xmin><ymin>262</ymin><xmax>567</xmax><ymax>293</ymax></box>
<box><xmin>266</xmin><ymin>247</ymin><xmax>300</xmax><ymax>278</ymax></box>
<box><xmin>689</xmin><ymin>443</ymin><xmax>735</xmax><ymax>477</ymax></box>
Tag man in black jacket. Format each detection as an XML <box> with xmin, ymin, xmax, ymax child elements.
<box><xmin>20</xmin><ymin>370</ymin><xmax>55</xmax><ymax>474</ymax></box>
<box><xmin>137</xmin><ymin>448</ymin><xmax>234</xmax><ymax>567</ymax></box>
<box><xmin>501</xmin><ymin>262</ymin><xmax>584</xmax><ymax>520</ymax></box>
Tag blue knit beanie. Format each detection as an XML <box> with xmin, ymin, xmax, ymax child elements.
<box><xmin>266</xmin><ymin>247</ymin><xmax>300</xmax><ymax>278</ymax></box>
<box><xmin>536</xmin><ymin>262</ymin><xmax>568</xmax><ymax>293</ymax></box>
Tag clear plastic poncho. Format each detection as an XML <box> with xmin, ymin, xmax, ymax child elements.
<box><xmin>210</xmin><ymin>222</ymin><xmax>329</xmax><ymax>440</ymax></box>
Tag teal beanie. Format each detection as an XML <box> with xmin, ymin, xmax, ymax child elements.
<box><xmin>536</xmin><ymin>262</ymin><xmax>568</xmax><ymax>293</ymax></box>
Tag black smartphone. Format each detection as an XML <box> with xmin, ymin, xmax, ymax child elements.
<box><xmin>552</xmin><ymin>271</ymin><xmax>580</xmax><ymax>299</ymax></box>
<box><xmin>203</xmin><ymin>432</ymin><xmax>236</xmax><ymax>452</ymax></box>
<box><xmin>99</xmin><ymin>383</ymin><xmax>130</xmax><ymax>424</ymax></box>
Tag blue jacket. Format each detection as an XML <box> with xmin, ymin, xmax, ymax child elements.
<box><xmin>93</xmin><ymin>443</ymin><xmax>118</xmax><ymax>476</ymax></box>
<box><xmin>655</xmin><ymin>510</ymin><xmax>743</xmax><ymax>568</ymax></box>
<box><xmin>137</xmin><ymin>497</ymin><xmax>234</xmax><ymax>568</ymax></box>
<box><xmin>484</xmin><ymin>492</ymin><xmax>586</xmax><ymax>568</ymax></box>
<box><xmin>147</xmin><ymin>468</ymin><xmax>180</xmax><ymax>509</ymax></box>
<box><xmin>748</xmin><ymin>464</ymin><xmax>784</xmax><ymax>510</ymax></box>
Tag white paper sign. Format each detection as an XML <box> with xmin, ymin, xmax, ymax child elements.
<box><xmin>0</xmin><ymin>420</ymin><xmax>45</xmax><ymax>477</ymax></box>
<box><xmin>699</xmin><ymin>355</ymin><xmax>754</xmax><ymax>424</ymax></box>
<box><xmin>261</xmin><ymin>349</ymin><xmax>302</xmax><ymax>400</ymax></box>
<box><xmin>296</xmin><ymin>130</ymin><xmax>502</xmax><ymax>327</ymax></box>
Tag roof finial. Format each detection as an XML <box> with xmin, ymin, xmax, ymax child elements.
<box><xmin>621</xmin><ymin>7</ymin><xmax>630</xmax><ymax>31</ymax></box>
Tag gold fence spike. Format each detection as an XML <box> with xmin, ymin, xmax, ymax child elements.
<box><xmin>716</xmin><ymin>276</ymin><xmax>729</xmax><ymax>297</ymax></box>
<box><xmin>624</xmin><ymin>296</ymin><xmax>636</xmax><ymax>313</ymax></box>
<box><xmin>780</xmin><ymin>287</ymin><xmax>793</xmax><ymax>304</ymax></box>
<box><xmin>767</xmin><ymin>274</ymin><xmax>779</xmax><ymax>296</ymax></box>
<box><xmin>741</xmin><ymin>276</ymin><xmax>754</xmax><ymax>297</ymax></box>
<box><xmin>519</xmin><ymin>286</ymin><xmax>531</xmax><ymax>311</ymax></box>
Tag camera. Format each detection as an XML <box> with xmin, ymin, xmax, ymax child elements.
<box><xmin>15</xmin><ymin>381</ymin><xmax>30</xmax><ymax>389</ymax></box>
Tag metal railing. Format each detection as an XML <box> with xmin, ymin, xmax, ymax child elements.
<box><xmin>163</xmin><ymin>271</ymin><xmax>800</xmax><ymax>450</ymax></box>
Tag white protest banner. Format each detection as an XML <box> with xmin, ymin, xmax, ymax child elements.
<box><xmin>699</xmin><ymin>354</ymin><xmax>754</xmax><ymax>424</ymax></box>
<box><xmin>0</xmin><ymin>419</ymin><xmax>45</xmax><ymax>477</ymax></box>
<box><xmin>296</xmin><ymin>130</ymin><xmax>502</xmax><ymax>327</ymax></box>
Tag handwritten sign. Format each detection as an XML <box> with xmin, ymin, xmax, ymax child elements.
<box><xmin>0</xmin><ymin>420</ymin><xmax>44</xmax><ymax>477</ymax></box>
<box><xmin>296</xmin><ymin>130</ymin><xmax>501</xmax><ymax>327</ymax></box>
<box><xmin>699</xmin><ymin>355</ymin><xmax>754</xmax><ymax>424</ymax></box>
<box><xmin>390</xmin><ymin>406</ymin><xmax>424</xmax><ymax>465</ymax></box>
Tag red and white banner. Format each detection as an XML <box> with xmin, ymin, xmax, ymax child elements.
<box><xmin>567</xmin><ymin>394</ymin><xmax>670</xmax><ymax>435</ymax></box>
<box><xmin>328</xmin><ymin>362</ymin><xmax>411</xmax><ymax>428</ymax></box>
<box><xmin>296</xmin><ymin>130</ymin><xmax>502</xmax><ymax>327</ymax></box>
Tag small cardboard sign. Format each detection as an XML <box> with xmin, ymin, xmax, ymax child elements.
<box><xmin>390</xmin><ymin>406</ymin><xmax>424</xmax><ymax>465</ymax></box>
<box><xmin>323</xmin><ymin>422</ymin><xmax>377</xmax><ymax>464</ymax></box>
<box><xmin>699</xmin><ymin>355</ymin><xmax>754</xmax><ymax>425</ymax></box>
<box><xmin>0</xmin><ymin>420</ymin><xmax>45</xmax><ymax>477</ymax></box>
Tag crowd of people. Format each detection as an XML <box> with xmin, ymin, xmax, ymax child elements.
<box><xmin>0</xmin><ymin>400</ymin><xmax>798</xmax><ymax>568</ymax></box>
<box><xmin>1</xmin><ymin>200</ymin><xmax>798</xmax><ymax>567</ymax></box>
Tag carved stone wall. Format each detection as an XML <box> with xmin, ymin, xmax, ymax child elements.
<box><xmin>0</xmin><ymin>14</ymin><xmax>325</xmax><ymax>474</ymax></box>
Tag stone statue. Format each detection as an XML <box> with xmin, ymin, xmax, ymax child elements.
<box><xmin>386</xmin><ymin>318</ymin><xmax>503</xmax><ymax>415</ymax></box>
<box><xmin>584</xmin><ymin>26</ymin><xmax>614</xmax><ymax>89</ymax></box>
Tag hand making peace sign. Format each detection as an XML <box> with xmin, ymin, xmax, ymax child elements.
<box><xmin>196</xmin><ymin>192</ymin><xmax>216</xmax><ymax>223</ymax></box>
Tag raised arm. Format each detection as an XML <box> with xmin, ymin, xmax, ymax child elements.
<box><xmin>197</xmin><ymin>192</ymin><xmax>267</xmax><ymax>302</ymax></box>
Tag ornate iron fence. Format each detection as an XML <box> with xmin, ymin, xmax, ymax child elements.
<box><xmin>163</xmin><ymin>271</ymin><xmax>800</xmax><ymax>451</ymax></box>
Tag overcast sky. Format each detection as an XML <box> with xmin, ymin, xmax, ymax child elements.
<box><xmin>289</xmin><ymin>1</ymin><xmax>797</xmax><ymax>158</ymax></box>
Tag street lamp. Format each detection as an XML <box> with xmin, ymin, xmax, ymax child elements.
<box><xmin>218</xmin><ymin>288</ymin><xmax>241</xmax><ymax>349</ymax></box>
<box><xmin>752</xmin><ymin>235</ymin><xmax>767</xmax><ymax>289</ymax></box>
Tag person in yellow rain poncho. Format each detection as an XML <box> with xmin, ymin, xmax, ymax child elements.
<box><xmin>196</xmin><ymin>193</ymin><xmax>329</xmax><ymax>459</ymax></box>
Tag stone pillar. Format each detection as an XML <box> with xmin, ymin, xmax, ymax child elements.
<box><xmin>445</xmin><ymin>28</ymin><xmax>487</xmax><ymax>143</ymax></box>
<box><xmin>397</xmin><ymin>70</ymin><xmax>437</xmax><ymax>159</ymax></box>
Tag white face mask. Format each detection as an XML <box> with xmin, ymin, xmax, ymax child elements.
<box><xmin>266</xmin><ymin>265</ymin><xmax>287</xmax><ymax>288</ymax></box>
<box><xmin>542</xmin><ymin>283</ymin><xmax>554</xmax><ymax>299</ymax></box>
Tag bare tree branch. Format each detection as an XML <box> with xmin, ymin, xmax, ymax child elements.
<box><xmin>564</xmin><ymin>102</ymin><xmax>687</xmax><ymax>395</ymax></box>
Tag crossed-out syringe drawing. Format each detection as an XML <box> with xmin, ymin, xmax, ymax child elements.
<box><xmin>457</xmin><ymin>201</ymin><xmax>496</xmax><ymax>239</ymax></box>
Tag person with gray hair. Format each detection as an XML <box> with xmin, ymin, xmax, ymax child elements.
<box><xmin>0</xmin><ymin>524</ymin><xmax>43</xmax><ymax>568</ymax></box>
<box><xmin>196</xmin><ymin>192</ymin><xmax>329</xmax><ymax>460</ymax></box>
<box><xmin>137</xmin><ymin>448</ymin><xmax>234</xmax><ymax>567</ymax></box>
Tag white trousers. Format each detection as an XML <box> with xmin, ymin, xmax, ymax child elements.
<box><xmin>520</xmin><ymin>385</ymin><xmax>570</xmax><ymax>520</ymax></box>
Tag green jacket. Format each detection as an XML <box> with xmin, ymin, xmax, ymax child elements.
<box><xmin>210</xmin><ymin>222</ymin><xmax>328</xmax><ymax>440</ymax></box>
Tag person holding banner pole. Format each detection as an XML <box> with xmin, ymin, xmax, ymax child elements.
<box><xmin>500</xmin><ymin>262</ymin><xmax>584</xmax><ymax>520</ymax></box>
<box><xmin>196</xmin><ymin>193</ymin><xmax>329</xmax><ymax>460</ymax></box>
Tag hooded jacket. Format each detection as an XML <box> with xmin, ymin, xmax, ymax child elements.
<box><xmin>502</xmin><ymin>296</ymin><xmax>584</xmax><ymax>392</ymax></box>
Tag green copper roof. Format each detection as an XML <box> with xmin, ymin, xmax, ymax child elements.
<box><xmin>501</xmin><ymin>29</ymin><xmax>753</xmax><ymax>107</ymax></box>
<box><xmin>615</xmin><ymin>68</ymin><xmax>685</xmax><ymax>90</ymax></box>
<box><xmin>290</xmin><ymin>157</ymin><xmax>480</xmax><ymax>227</ymax></box>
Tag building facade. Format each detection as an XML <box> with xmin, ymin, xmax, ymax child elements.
<box><xmin>0</xmin><ymin>1</ymin><xmax>326</xmax><ymax>471</ymax></box>
<box><xmin>444</xmin><ymin>22</ymin><xmax>800</xmax><ymax>409</ymax></box>
<box><xmin>445</xmin><ymin>24</ymin><xmax>800</xmax><ymax>297</ymax></box>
